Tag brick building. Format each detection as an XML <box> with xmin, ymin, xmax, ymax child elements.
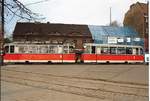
<box><xmin>13</xmin><ymin>22</ymin><xmax>93</xmax><ymax>50</ymax></box>
<box><xmin>123</xmin><ymin>2</ymin><xmax>149</xmax><ymax>52</ymax></box>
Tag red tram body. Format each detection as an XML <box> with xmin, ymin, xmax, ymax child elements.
<box><xmin>81</xmin><ymin>43</ymin><xmax>144</xmax><ymax>63</ymax></box>
<box><xmin>3</xmin><ymin>43</ymin><xmax>144</xmax><ymax>63</ymax></box>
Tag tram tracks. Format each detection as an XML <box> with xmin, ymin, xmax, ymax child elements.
<box><xmin>1</xmin><ymin>69</ymin><xmax>148</xmax><ymax>100</ymax></box>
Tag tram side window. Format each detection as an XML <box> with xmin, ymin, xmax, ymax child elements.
<box><xmin>140</xmin><ymin>48</ymin><xmax>143</xmax><ymax>55</ymax></box>
<box><xmin>10</xmin><ymin>45</ymin><xmax>14</xmax><ymax>53</ymax></box>
<box><xmin>39</xmin><ymin>46</ymin><xmax>48</xmax><ymax>53</ymax></box>
<box><xmin>5</xmin><ymin>46</ymin><xmax>9</xmax><ymax>53</ymax></box>
<box><xmin>58</xmin><ymin>46</ymin><xmax>63</xmax><ymax>53</ymax></box>
<box><xmin>110</xmin><ymin>47</ymin><xmax>116</xmax><ymax>54</ymax></box>
<box><xmin>126</xmin><ymin>47</ymin><xmax>132</xmax><ymax>54</ymax></box>
<box><xmin>19</xmin><ymin>46</ymin><xmax>26</xmax><ymax>53</ymax></box>
<box><xmin>84</xmin><ymin>46</ymin><xmax>91</xmax><ymax>53</ymax></box>
<box><xmin>96</xmin><ymin>47</ymin><xmax>101</xmax><ymax>54</ymax></box>
<box><xmin>117</xmin><ymin>47</ymin><xmax>126</xmax><ymax>54</ymax></box>
<box><xmin>49</xmin><ymin>46</ymin><xmax>58</xmax><ymax>53</ymax></box>
<box><xmin>69</xmin><ymin>46</ymin><xmax>74</xmax><ymax>53</ymax></box>
<box><xmin>132</xmin><ymin>48</ymin><xmax>139</xmax><ymax>55</ymax></box>
<box><xmin>28</xmin><ymin>46</ymin><xmax>38</xmax><ymax>53</ymax></box>
<box><xmin>54</xmin><ymin>46</ymin><xmax>58</xmax><ymax>53</ymax></box>
<box><xmin>136</xmin><ymin>48</ymin><xmax>139</xmax><ymax>55</ymax></box>
<box><xmin>101</xmin><ymin>47</ymin><xmax>109</xmax><ymax>54</ymax></box>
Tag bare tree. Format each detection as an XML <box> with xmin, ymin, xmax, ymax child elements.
<box><xmin>0</xmin><ymin>0</ymin><xmax>46</xmax><ymax>65</ymax></box>
<box><xmin>1</xmin><ymin>0</ymin><xmax>45</xmax><ymax>22</ymax></box>
<box><xmin>110</xmin><ymin>20</ymin><xmax>121</xmax><ymax>27</ymax></box>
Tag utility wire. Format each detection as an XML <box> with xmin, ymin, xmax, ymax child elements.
<box><xmin>25</xmin><ymin>0</ymin><xmax>50</xmax><ymax>6</ymax></box>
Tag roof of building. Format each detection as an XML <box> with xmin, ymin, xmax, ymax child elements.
<box><xmin>138</xmin><ymin>2</ymin><xmax>148</xmax><ymax>14</ymax></box>
<box><xmin>88</xmin><ymin>25</ymin><xmax>138</xmax><ymax>36</ymax></box>
<box><xmin>13</xmin><ymin>22</ymin><xmax>92</xmax><ymax>36</ymax></box>
<box><xmin>88</xmin><ymin>25</ymin><xmax>139</xmax><ymax>44</ymax></box>
<box><xmin>14</xmin><ymin>22</ymin><xmax>138</xmax><ymax>36</ymax></box>
<box><xmin>130</xmin><ymin>2</ymin><xmax>148</xmax><ymax>14</ymax></box>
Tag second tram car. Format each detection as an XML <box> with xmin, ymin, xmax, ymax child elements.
<box><xmin>82</xmin><ymin>43</ymin><xmax>144</xmax><ymax>63</ymax></box>
<box><xmin>3</xmin><ymin>43</ymin><xmax>144</xmax><ymax>63</ymax></box>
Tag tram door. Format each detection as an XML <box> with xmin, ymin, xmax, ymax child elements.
<box><xmin>92</xmin><ymin>46</ymin><xmax>95</xmax><ymax>54</ymax></box>
<box><xmin>75</xmin><ymin>50</ymin><xmax>82</xmax><ymax>63</ymax></box>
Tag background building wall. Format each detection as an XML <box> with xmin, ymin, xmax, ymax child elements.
<box><xmin>123</xmin><ymin>2</ymin><xmax>149</xmax><ymax>52</ymax></box>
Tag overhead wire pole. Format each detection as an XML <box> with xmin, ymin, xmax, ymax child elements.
<box><xmin>110</xmin><ymin>7</ymin><xmax>112</xmax><ymax>26</ymax></box>
<box><xmin>1</xmin><ymin>0</ymin><xmax>4</xmax><ymax>66</ymax></box>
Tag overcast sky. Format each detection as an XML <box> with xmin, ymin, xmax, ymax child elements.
<box><xmin>6</xmin><ymin>0</ymin><xmax>148</xmax><ymax>35</ymax></box>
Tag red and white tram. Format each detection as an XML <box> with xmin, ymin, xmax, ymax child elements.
<box><xmin>3</xmin><ymin>43</ymin><xmax>144</xmax><ymax>63</ymax></box>
<box><xmin>81</xmin><ymin>43</ymin><xmax>144</xmax><ymax>63</ymax></box>
<box><xmin>4</xmin><ymin>43</ymin><xmax>76</xmax><ymax>63</ymax></box>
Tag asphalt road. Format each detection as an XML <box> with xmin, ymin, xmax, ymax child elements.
<box><xmin>1</xmin><ymin>64</ymin><xmax>148</xmax><ymax>101</ymax></box>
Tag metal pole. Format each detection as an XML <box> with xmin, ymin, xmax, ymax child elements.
<box><xmin>110</xmin><ymin>7</ymin><xmax>112</xmax><ymax>26</ymax></box>
<box><xmin>1</xmin><ymin>0</ymin><xmax>4</xmax><ymax>66</ymax></box>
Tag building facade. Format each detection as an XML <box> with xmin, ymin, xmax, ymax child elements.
<box><xmin>123</xmin><ymin>2</ymin><xmax>149</xmax><ymax>52</ymax></box>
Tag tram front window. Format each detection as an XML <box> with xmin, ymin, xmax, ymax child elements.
<box><xmin>5</xmin><ymin>46</ymin><xmax>9</xmax><ymax>53</ymax></box>
<box><xmin>10</xmin><ymin>45</ymin><xmax>14</xmax><ymax>53</ymax></box>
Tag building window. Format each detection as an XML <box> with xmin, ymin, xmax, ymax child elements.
<box><xmin>146</xmin><ymin>28</ymin><xmax>148</xmax><ymax>33</ymax></box>
<box><xmin>145</xmin><ymin>17</ymin><xmax>148</xmax><ymax>23</ymax></box>
<box><xmin>83</xmin><ymin>39</ymin><xmax>86</xmax><ymax>43</ymax></box>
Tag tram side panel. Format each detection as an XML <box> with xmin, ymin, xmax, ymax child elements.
<box><xmin>4</xmin><ymin>53</ymin><xmax>77</xmax><ymax>63</ymax></box>
<box><xmin>96</xmin><ymin>54</ymin><xmax>144</xmax><ymax>63</ymax></box>
<box><xmin>62</xmin><ymin>54</ymin><xmax>76</xmax><ymax>63</ymax></box>
<box><xmin>81</xmin><ymin>54</ymin><xmax>96</xmax><ymax>63</ymax></box>
<box><xmin>96</xmin><ymin>54</ymin><xmax>127</xmax><ymax>63</ymax></box>
<box><xmin>127</xmin><ymin>55</ymin><xmax>144</xmax><ymax>63</ymax></box>
<box><xmin>4</xmin><ymin>54</ymin><xmax>63</xmax><ymax>63</ymax></box>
